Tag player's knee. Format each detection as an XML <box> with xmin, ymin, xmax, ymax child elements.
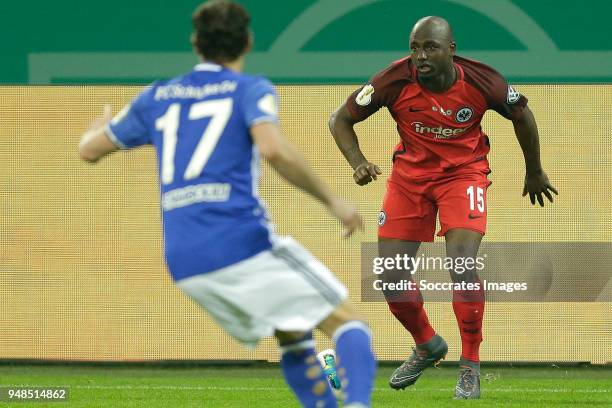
<box><xmin>447</xmin><ymin>242</ymin><xmax>478</xmax><ymax>260</ymax></box>
<box><xmin>451</xmin><ymin>243</ymin><xmax>468</xmax><ymax>256</ymax></box>
<box><xmin>445</xmin><ymin>229</ymin><xmax>481</xmax><ymax>254</ymax></box>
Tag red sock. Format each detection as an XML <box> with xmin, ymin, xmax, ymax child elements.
<box><xmin>387</xmin><ymin>287</ymin><xmax>435</xmax><ymax>345</ymax></box>
<box><xmin>452</xmin><ymin>284</ymin><xmax>485</xmax><ymax>362</ymax></box>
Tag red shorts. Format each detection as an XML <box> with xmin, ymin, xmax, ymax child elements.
<box><xmin>378</xmin><ymin>171</ymin><xmax>492</xmax><ymax>242</ymax></box>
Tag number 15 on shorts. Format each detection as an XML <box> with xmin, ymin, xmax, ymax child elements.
<box><xmin>467</xmin><ymin>185</ymin><xmax>485</xmax><ymax>212</ymax></box>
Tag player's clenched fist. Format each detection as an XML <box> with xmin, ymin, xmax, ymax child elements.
<box><xmin>353</xmin><ymin>162</ymin><xmax>382</xmax><ymax>185</ymax></box>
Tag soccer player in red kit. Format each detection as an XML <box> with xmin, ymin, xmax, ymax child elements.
<box><xmin>329</xmin><ymin>16</ymin><xmax>557</xmax><ymax>399</ymax></box>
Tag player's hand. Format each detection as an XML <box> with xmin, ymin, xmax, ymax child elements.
<box><xmin>353</xmin><ymin>161</ymin><xmax>382</xmax><ymax>186</ymax></box>
<box><xmin>522</xmin><ymin>170</ymin><xmax>558</xmax><ymax>206</ymax></box>
<box><xmin>328</xmin><ymin>197</ymin><xmax>364</xmax><ymax>238</ymax></box>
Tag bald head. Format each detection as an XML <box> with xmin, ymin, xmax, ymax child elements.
<box><xmin>408</xmin><ymin>16</ymin><xmax>456</xmax><ymax>81</ymax></box>
<box><xmin>410</xmin><ymin>16</ymin><xmax>454</xmax><ymax>43</ymax></box>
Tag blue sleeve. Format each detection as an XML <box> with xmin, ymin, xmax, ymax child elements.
<box><xmin>106</xmin><ymin>86</ymin><xmax>153</xmax><ymax>148</ymax></box>
<box><xmin>241</xmin><ymin>77</ymin><xmax>279</xmax><ymax>127</ymax></box>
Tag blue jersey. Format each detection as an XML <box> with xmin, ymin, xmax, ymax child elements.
<box><xmin>107</xmin><ymin>62</ymin><xmax>277</xmax><ymax>280</ymax></box>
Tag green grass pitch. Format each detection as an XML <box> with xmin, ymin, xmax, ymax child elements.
<box><xmin>0</xmin><ymin>364</ymin><xmax>610</xmax><ymax>407</ymax></box>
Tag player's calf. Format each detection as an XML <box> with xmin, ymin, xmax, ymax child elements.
<box><xmin>277</xmin><ymin>331</ymin><xmax>338</xmax><ymax>408</ymax></box>
<box><xmin>318</xmin><ymin>304</ymin><xmax>376</xmax><ymax>408</ymax></box>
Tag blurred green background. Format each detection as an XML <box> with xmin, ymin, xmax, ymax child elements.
<box><xmin>3</xmin><ymin>0</ymin><xmax>611</xmax><ymax>84</ymax></box>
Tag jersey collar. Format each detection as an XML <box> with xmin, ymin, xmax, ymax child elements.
<box><xmin>194</xmin><ymin>62</ymin><xmax>223</xmax><ymax>72</ymax></box>
<box><xmin>408</xmin><ymin>56</ymin><xmax>465</xmax><ymax>81</ymax></box>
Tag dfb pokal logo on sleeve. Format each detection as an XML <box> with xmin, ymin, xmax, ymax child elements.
<box><xmin>356</xmin><ymin>84</ymin><xmax>374</xmax><ymax>106</ymax></box>
<box><xmin>507</xmin><ymin>85</ymin><xmax>521</xmax><ymax>104</ymax></box>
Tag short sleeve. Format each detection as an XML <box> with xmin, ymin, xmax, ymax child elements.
<box><xmin>106</xmin><ymin>86</ymin><xmax>153</xmax><ymax>149</ymax></box>
<box><xmin>242</xmin><ymin>78</ymin><xmax>279</xmax><ymax>127</ymax></box>
<box><xmin>489</xmin><ymin>82</ymin><xmax>528</xmax><ymax>120</ymax></box>
<box><xmin>346</xmin><ymin>72</ymin><xmax>388</xmax><ymax>122</ymax></box>
<box><xmin>460</xmin><ymin>57</ymin><xmax>528</xmax><ymax>121</ymax></box>
<box><xmin>480</xmin><ymin>71</ymin><xmax>528</xmax><ymax>120</ymax></box>
<box><xmin>345</xmin><ymin>60</ymin><xmax>408</xmax><ymax>122</ymax></box>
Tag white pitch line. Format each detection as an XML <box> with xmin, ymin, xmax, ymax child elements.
<box><xmin>69</xmin><ymin>385</ymin><xmax>609</xmax><ymax>393</ymax></box>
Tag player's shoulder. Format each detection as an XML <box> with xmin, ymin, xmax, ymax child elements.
<box><xmin>190</xmin><ymin>69</ymin><xmax>275</xmax><ymax>100</ymax></box>
<box><xmin>455</xmin><ymin>55</ymin><xmax>509</xmax><ymax>100</ymax></box>
<box><xmin>354</xmin><ymin>56</ymin><xmax>414</xmax><ymax>107</ymax></box>
<box><xmin>236</xmin><ymin>73</ymin><xmax>275</xmax><ymax>95</ymax></box>
<box><xmin>455</xmin><ymin>55</ymin><xmax>504</xmax><ymax>80</ymax></box>
<box><xmin>371</xmin><ymin>56</ymin><xmax>415</xmax><ymax>85</ymax></box>
<box><xmin>229</xmin><ymin>73</ymin><xmax>277</xmax><ymax>116</ymax></box>
<box><xmin>455</xmin><ymin>55</ymin><xmax>527</xmax><ymax>117</ymax></box>
<box><xmin>140</xmin><ymin>75</ymin><xmax>185</xmax><ymax>105</ymax></box>
<box><xmin>347</xmin><ymin>56</ymin><xmax>415</xmax><ymax>116</ymax></box>
<box><xmin>144</xmin><ymin>68</ymin><xmax>255</xmax><ymax>103</ymax></box>
<box><xmin>118</xmin><ymin>81</ymin><xmax>163</xmax><ymax>116</ymax></box>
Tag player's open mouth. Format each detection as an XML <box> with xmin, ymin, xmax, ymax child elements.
<box><xmin>417</xmin><ymin>65</ymin><xmax>433</xmax><ymax>73</ymax></box>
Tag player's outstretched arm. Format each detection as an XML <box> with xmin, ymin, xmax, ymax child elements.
<box><xmin>251</xmin><ymin>122</ymin><xmax>363</xmax><ymax>237</ymax></box>
<box><xmin>512</xmin><ymin>105</ymin><xmax>558</xmax><ymax>206</ymax></box>
<box><xmin>329</xmin><ymin>103</ymin><xmax>381</xmax><ymax>186</ymax></box>
<box><xmin>79</xmin><ymin>105</ymin><xmax>118</xmax><ymax>163</ymax></box>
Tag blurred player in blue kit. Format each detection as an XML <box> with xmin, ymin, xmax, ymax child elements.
<box><xmin>78</xmin><ymin>1</ymin><xmax>375</xmax><ymax>407</ymax></box>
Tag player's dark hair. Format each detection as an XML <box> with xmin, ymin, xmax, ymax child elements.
<box><xmin>192</xmin><ymin>1</ymin><xmax>251</xmax><ymax>63</ymax></box>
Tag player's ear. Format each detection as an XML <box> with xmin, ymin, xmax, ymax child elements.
<box><xmin>449</xmin><ymin>42</ymin><xmax>456</xmax><ymax>56</ymax></box>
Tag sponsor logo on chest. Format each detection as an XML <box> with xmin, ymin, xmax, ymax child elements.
<box><xmin>411</xmin><ymin>121</ymin><xmax>467</xmax><ymax>139</ymax></box>
<box><xmin>404</xmin><ymin>103</ymin><xmax>476</xmax><ymax>139</ymax></box>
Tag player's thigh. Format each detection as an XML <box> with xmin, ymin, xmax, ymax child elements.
<box><xmin>268</xmin><ymin>237</ymin><xmax>349</xmax><ymax>330</ymax></box>
<box><xmin>177</xmin><ymin>238</ymin><xmax>348</xmax><ymax>345</ymax></box>
<box><xmin>435</xmin><ymin>173</ymin><xmax>491</xmax><ymax>238</ymax></box>
<box><xmin>177</xmin><ymin>275</ymin><xmax>262</xmax><ymax>346</ymax></box>
<box><xmin>378</xmin><ymin>181</ymin><xmax>436</xmax><ymax>242</ymax></box>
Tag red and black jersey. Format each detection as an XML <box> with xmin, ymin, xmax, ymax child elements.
<box><xmin>346</xmin><ymin>55</ymin><xmax>527</xmax><ymax>181</ymax></box>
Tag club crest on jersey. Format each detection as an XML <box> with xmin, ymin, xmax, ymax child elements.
<box><xmin>356</xmin><ymin>84</ymin><xmax>374</xmax><ymax>106</ymax></box>
<box><xmin>378</xmin><ymin>210</ymin><xmax>386</xmax><ymax>226</ymax></box>
<box><xmin>507</xmin><ymin>85</ymin><xmax>521</xmax><ymax>104</ymax></box>
<box><xmin>455</xmin><ymin>106</ymin><xmax>474</xmax><ymax>123</ymax></box>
